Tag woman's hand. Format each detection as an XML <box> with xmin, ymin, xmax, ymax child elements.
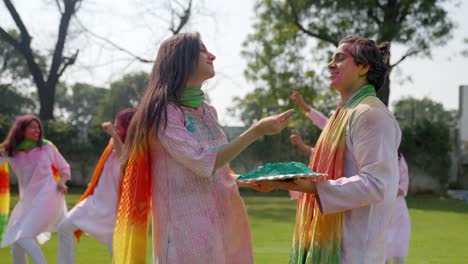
<box><xmin>213</xmin><ymin>109</ymin><xmax>295</xmax><ymax>170</ymax></box>
<box><xmin>290</xmin><ymin>90</ymin><xmax>311</xmax><ymax>112</ymax></box>
<box><xmin>257</xmin><ymin>179</ymin><xmax>317</xmax><ymax>194</ymax></box>
<box><xmin>290</xmin><ymin>130</ymin><xmax>312</xmax><ymax>155</ymax></box>
<box><xmin>290</xmin><ymin>129</ymin><xmax>304</xmax><ymax>147</ymax></box>
<box><xmin>57</xmin><ymin>181</ymin><xmax>68</xmax><ymax>195</ymax></box>
<box><xmin>252</xmin><ymin>109</ymin><xmax>295</xmax><ymax>137</ymax></box>
<box><xmin>237</xmin><ymin>181</ymin><xmax>274</xmax><ymax>192</ymax></box>
<box><xmin>291</xmin><ymin>90</ymin><xmax>305</xmax><ymax>106</ymax></box>
<box><xmin>101</xmin><ymin>121</ymin><xmax>116</xmax><ymax>136</ymax></box>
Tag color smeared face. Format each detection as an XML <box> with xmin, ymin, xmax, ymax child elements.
<box><xmin>23</xmin><ymin>120</ymin><xmax>41</xmax><ymax>141</ymax></box>
<box><xmin>193</xmin><ymin>41</ymin><xmax>216</xmax><ymax>81</ymax></box>
<box><xmin>327</xmin><ymin>43</ymin><xmax>363</xmax><ymax>92</ymax></box>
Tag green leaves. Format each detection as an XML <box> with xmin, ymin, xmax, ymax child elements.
<box><xmin>234</xmin><ymin>0</ymin><xmax>454</xmax><ymax>124</ymax></box>
<box><xmin>394</xmin><ymin>97</ymin><xmax>455</xmax><ymax>184</ymax></box>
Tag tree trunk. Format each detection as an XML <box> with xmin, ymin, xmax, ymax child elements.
<box><xmin>38</xmin><ymin>82</ymin><xmax>55</xmax><ymax>120</ymax></box>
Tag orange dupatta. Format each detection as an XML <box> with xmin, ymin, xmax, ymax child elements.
<box><xmin>112</xmin><ymin>136</ymin><xmax>152</xmax><ymax>264</ymax></box>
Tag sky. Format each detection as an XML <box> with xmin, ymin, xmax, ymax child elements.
<box><xmin>1</xmin><ymin>0</ymin><xmax>467</xmax><ymax>125</ymax></box>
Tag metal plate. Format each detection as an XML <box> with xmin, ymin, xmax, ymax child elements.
<box><xmin>236</xmin><ymin>172</ymin><xmax>328</xmax><ymax>183</ymax></box>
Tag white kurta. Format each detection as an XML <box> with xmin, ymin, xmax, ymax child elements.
<box><xmin>65</xmin><ymin>151</ymin><xmax>120</xmax><ymax>246</ymax></box>
<box><xmin>0</xmin><ymin>144</ymin><xmax>70</xmax><ymax>247</ymax></box>
<box><xmin>316</xmin><ymin>102</ymin><xmax>402</xmax><ymax>264</ymax></box>
<box><xmin>386</xmin><ymin>155</ymin><xmax>410</xmax><ymax>260</ymax></box>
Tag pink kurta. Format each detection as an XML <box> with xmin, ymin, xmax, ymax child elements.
<box><xmin>66</xmin><ymin>151</ymin><xmax>120</xmax><ymax>247</ymax></box>
<box><xmin>315</xmin><ymin>103</ymin><xmax>401</xmax><ymax>264</ymax></box>
<box><xmin>0</xmin><ymin>144</ymin><xmax>70</xmax><ymax>247</ymax></box>
<box><xmin>386</xmin><ymin>155</ymin><xmax>410</xmax><ymax>259</ymax></box>
<box><xmin>149</xmin><ymin>103</ymin><xmax>253</xmax><ymax>264</ymax></box>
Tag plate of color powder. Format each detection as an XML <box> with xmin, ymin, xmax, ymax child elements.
<box><xmin>235</xmin><ymin>162</ymin><xmax>328</xmax><ymax>183</ymax></box>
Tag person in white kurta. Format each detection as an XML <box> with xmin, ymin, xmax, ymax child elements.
<box><xmin>260</xmin><ymin>36</ymin><xmax>401</xmax><ymax>264</ymax></box>
<box><xmin>58</xmin><ymin>150</ymin><xmax>120</xmax><ymax>246</ymax></box>
<box><xmin>57</xmin><ymin>114</ymin><xmax>133</xmax><ymax>264</ymax></box>
<box><xmin>274</xmin><ymin>93</ymin><xmax>401</xmax><ymax>263</ymax></box>
<box><xmin>291</xmin><ymin>90</ymin><xmax>411</xmax><ymax>263</ymax></box>
<box><xmin>0</xmin><ymin>115</ymin><xmax>70</xmax><ymax>264</ymax></box>
<box><xmin>314</xmin><ymin>103</ymin><xmax>401</xmax><ymax>263</ymax></box>
<box><xmin>386</xmin><ymin>155</ymin><xmax>410</xmax><ymax>264</ymax></box>
<box><xmin>0</xmin><ymin>144</ymin><xmax>70</xmax><ymax>249</ymax></box>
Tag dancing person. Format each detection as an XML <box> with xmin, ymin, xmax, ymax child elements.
<box><xmin>57</xmin><ymin>108</ymin><xmax>136</xmax><ymax>264</ymax></box>
<box><xmin>0</xmin><ymin>115</ymin><xmax>70</xmax><ymax>264</ymax></box>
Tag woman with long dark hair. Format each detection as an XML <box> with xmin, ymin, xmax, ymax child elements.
<box><xmin>0</xmin><ymin>115</ymin><xmax>70</xmax><ymax>264</ymax></box>
<box><xmin>112</xmin><ymin>32</ymin><xmax>294</xmax><ymax>264</ymax></box>
<box><xmin>57</xmin><ymin>108</ymin><xmax>136</xmax><ymax>264</ymax></box>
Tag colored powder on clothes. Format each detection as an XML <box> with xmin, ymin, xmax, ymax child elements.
<box><xmin>237</xmin><ymin>162</ymin><xmax>312</xmax><ymax>180</ymax></box>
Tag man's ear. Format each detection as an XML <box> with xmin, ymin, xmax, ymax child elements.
<box><xmin>359</xmin><ymin>64</ymin><xmax>370</xmax><ymax>76</ymax></box>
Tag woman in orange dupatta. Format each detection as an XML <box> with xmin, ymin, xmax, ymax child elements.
<box><xmin>57</xmin><ymin>108</ymin><xmax>136</xmax><ymax>264</ymax></box>
<box><xmin>262</xmin><ymin>36</ymin><xmax>402</xmax><ymax>264</ymax></box>
<box><xmin>112</xmin><ymin>32</ymin><xmax>295</xmax><ymax>264</ymax></box>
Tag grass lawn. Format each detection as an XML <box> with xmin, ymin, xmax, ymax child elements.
<box><xmin>1</xmin><ymin>193</ymin><xmax>467</xmax><ymax>263</ymax></box>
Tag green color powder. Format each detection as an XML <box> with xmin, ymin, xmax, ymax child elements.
<box><xmin>237</xmin><ymin>162</ymin><xmax>312</xmax><ymax>180</ymax></box>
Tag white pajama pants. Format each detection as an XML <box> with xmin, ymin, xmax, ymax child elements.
<box><xmin>11</xmin><ymin>238</ymin><xmax>46</xmax><ymax>264</ymax></box>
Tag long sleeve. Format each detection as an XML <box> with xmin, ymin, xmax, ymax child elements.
<box><xmin>157</xmin><ymin>104</ymin><xmax>217</xmax><ymax>178</ymax></box>
<box><xmin>316</xmin><ymin>107</ymin><xmax>401</xmax><ymax>214</ymax></box>
<box><xmin>306</xmin><ymin>108</ymin><xmax>329</xmax><ymax>130</ymax></box>
<box><xmin>50</xmin><ymin>145</ymin><xmax>71</xmax><ymax>180</ymax></box>
<box><xmin>398</xmin><ymin>155</ymin><xmax>409</xmax><ymax>196</ymax></box>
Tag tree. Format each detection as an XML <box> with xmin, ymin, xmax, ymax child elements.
<box><xmin>0</xmin><ymin>0</ymin><xmax>82</xmax><ymax>120</ymax></box>
<box><xmin>0</xmin><ymin>84</ymin><xmax>35</xmax><ymax>139</ymax></box>
<box><xmin>237</xmin><ymin>0</ymin><xmax>454</xmax><ymax>120</ymax></box>
<box><xmin>75</xmin><ymin>0</ymin><xmax>196</xmax><ymax>64</ymax></box>
<box><xmin>55</xmin><ymin>83</ymin><xmax>107</xmax><ymax>127</ymax></box>
<box><xmin>0</xmin><ymin>30</ymin><xmax>45</xmax><ymax>85</ymax></box>
<box><xmin>393</xmin><ymin>97</ymin><xmax>454</xmax><ymax>128</ymax></box>
<box><xmin>0</xmin><ymin>0</ymin><xmax>199</xmax><ymax>122</ymax></box>
<box><xmin>0</xmin><ymin>84</ymin><xmax>35</xmax><ymax>114</ymax></box>
<box><xmin>393</xmin><ymin>97</ymin><xmax>455</xmax><ymax>187</ymax></box>
<box><xmin>94</xmin><ymin>72</ymin><xmax>149</xmax><ymax>122</ymax></box>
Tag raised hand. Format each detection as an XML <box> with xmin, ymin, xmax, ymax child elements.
<box><xmin>290</xmin><ymin>129</ymin><xmax>304</xmax><ymax>147</ymax></box>
<box><xmin>291</xmin><ymin>90</ymin><xmax>305</xmax><ymax>106</ymax></box>
<box><xmin>253</xmin><ymin>109</ymin><xmax>296</xmax><ymax>136</ymax></box>
<box><xmin>290</xmin><ymin>129</ymin><xmax>312</xmax><ymax>155</ymax></box>
<box><xmin>291</xmin><ymin>90</ymin><xmax>311</xmax><ymax>112</ymax></box>
<box><xmin>101</xmin><ymin>121</ymin><xmax>116</xmax><ymax>136</ymax></box>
